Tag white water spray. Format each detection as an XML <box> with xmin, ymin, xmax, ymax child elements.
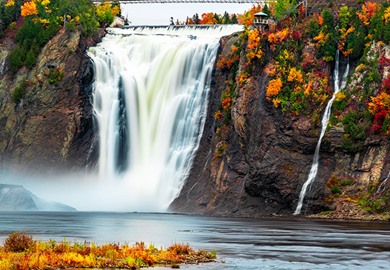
<box><xmin>87</xmin><ymin>25</ymin><xmax>243</xmax><ymax>212</ymax></box>
<box><xmin>294</xmin><ymin>51</ymin><xmax>349</xmax><ymax>215</ymax></box>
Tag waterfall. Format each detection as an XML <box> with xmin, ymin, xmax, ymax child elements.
<box><xmin>87</xmin><ymin>25</ymin><xmax>243</xmax><ymax>212</ymax></box>
<box><xmin>377</xmin><ymin>172</ymin><xmax>390</xmax><ymax>194</ymax></box>
<box><xmin>294</xmin><ymin>51</ymin><xmax>349</xmax><ymax>215</ymax></box>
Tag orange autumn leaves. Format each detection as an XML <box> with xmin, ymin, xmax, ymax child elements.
<box><xmin>215</xmin><ymin>27</ymin><xmax>263</xmax><ymax>123</ymax></box>
<box><xmin>20</xmin><ymin>0</ymin><xmax>51</xmax><ymax>17</ymax></box>
<box><xmin>246</xmin><ymin>29</ymin><xmax>262</xmax><ymax>63</ymax></box>
<box><xmin>4</xmin><ymin>0</ymin><xmax>14</xmax><ymax>7</ymax></box>
<box><xmin>265</xmin><ymin>22</ymin><xmax>331</xmax><ymax>113</ymax></box>
<box><xmin>287</xmin><ymin>67</ymin><xmax>304</xmax><ymax>83</ymax></box>
<box><xmin>0</xmin><ymin>233</ymin><xmax>216</xmax><ymax>270</ymax></box>
<box><xmin>356</xmin><ymin>1</ymin><xmax>379</xmax><ymax>26</ymax></box>
<box><xmin>21</xmin><ymin>1</ymin><xmax>38</xmax><ymax>17</ymax></box>
<box><xmin>368</xmin><ymin>77</ymin><xmax>390</xmax><ymax>134</ymax></box>
<box><xmin>266</xmin><ymin>78</ymin><xmax>282</xmax><ymax>98</ymax></box>
<box><xmin>267</xmin><ymin>28</ymin><xmax>289</xmax><ymax>51</ymax></box>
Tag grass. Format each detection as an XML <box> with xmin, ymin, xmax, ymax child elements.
<box><xmin>0</xmin><ymin>232</ymin><xmax>216</xmax><ymax>269</ymax></box>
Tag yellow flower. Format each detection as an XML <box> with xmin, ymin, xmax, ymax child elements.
<box><xmin>41</xmin><ymin>0</ymin><xmax>50</xmax><ymax>6</ymax></box>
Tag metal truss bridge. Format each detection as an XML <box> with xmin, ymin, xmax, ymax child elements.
<box><xmin>110</xmin><ymin>0</ymin><xmax>273</xmax><ymax>4</ymax></box>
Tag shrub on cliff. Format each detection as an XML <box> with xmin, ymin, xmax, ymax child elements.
<box><xmin>0</xmin><ymin>0</ymin><xmax>23</xmax><ymax>36</ymax></box>
<box><xmin>6</xmin><ymin>0</ymin><xmax>118</xmax><ymax>72</ymax></box>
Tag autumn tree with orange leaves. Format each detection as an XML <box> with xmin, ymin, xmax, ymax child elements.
<box><xmin>7</xmin><ymin>0</ymin><xmax>103</xmax><ymax>71</ymax></box>
<box><xmin>238</xmin><ymin>4</ymin><xmax>262</xmax><ymax>26</ymax></box>
<box><xmin>20</xmin><ymin>1</ymin><xmax>38</xmax><ymax>16</ymax></box>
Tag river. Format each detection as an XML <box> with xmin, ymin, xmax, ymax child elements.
<box><xmin>0</xmin><ymin>212</ymin><xmax>389</xmax><ymax>269</ymax></box>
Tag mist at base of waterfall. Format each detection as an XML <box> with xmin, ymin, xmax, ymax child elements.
<box><xmin>0</xmin><ymin>169</ymin><xmax>169</xmax><ymax>212</ymax></box>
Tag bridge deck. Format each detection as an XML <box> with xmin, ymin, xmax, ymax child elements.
<box><xmin>116</xmin><ymin>0</ymin><xmax>272</xmax><ymax>4</ymax></box>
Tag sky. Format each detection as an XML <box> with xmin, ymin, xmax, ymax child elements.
<box><xmin>121</xmin><ymin>3</ymin><xmax>255</xmax><ymax>25</ymax></box>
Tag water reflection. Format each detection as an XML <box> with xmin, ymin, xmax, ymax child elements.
<box><xmin>0</xmin><ymin>212</ymin><xmax>389</xmax><ymax>269</ymax></box>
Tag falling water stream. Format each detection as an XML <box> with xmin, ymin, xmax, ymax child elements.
<box><xmin>87</xmin><ymin>25</ymin><xmax>242</xmax><ymax>212</ymax></box>
<box><xmin>294</xmin><ymin>51</ymin><xmax>349</xmax><ymax>215</ymax></box>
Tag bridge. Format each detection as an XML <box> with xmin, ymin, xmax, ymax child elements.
<box><xmin>113</xmin><ymin>0</ymin><xmax>274</xmax><ymax>4</ymax></box>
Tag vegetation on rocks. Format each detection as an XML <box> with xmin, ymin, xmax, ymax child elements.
<box><xmin>0</xmin><ymin>232</ymin><xmax>216</xmax><ymax>269</ymax></box>
<box><xmin>313</xmin><ymin>173</ymin><xmax>390</xmax><ymax>221</ymax></box>
<box><xmin>172</xmin><ymin>1</ymin><xmax>390</xmax><ymax>218</ymax></box>
<box><xmin>0</xmin><ymin>0</ymin><xmax>120</xmax><ymax>72</ymax></box>
<box><xmin>210</xmin><ymin>1</ymin><xmax>390</xmax><ymax>154</ymax></box>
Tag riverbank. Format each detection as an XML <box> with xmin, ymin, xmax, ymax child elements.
<box><xmin>0</xmin><ymin>232</ymin><xmax>216</xmax><ymax>269</ymax></box>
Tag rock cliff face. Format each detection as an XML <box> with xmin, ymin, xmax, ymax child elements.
<box><xmin>0</xmin><ymin>29</ymin><xmax>104</xmax><ymax>171</ymax></box>
<box><xmin>170</xmin><ymin>35</ymin><xmax>390</xmax><ymax>217</ymax></box>
<box><xmin>0</xmin><ymin>27</ymin><xmax>389</xmax><ymax>218</ymax></box>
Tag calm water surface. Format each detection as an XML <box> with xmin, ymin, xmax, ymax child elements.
<box><xmin>0</xmin><ymin>212</ymin><xmax>389</xmax><ymax>269</ymax></box>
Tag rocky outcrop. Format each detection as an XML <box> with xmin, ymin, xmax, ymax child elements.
<box><xmin>170</xmin><ymin>35</ymin><xmax>390</xmax><ymax>217</ymax></box>
<box><xmin>0</xmin><ymin>28</ymin><xmax>105</xmax><ymax>171</ymax></box>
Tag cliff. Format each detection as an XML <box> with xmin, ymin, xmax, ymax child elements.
<box><xmin>0</xmin><ymin>28</ymin><xmax>104</xmax><ymax>171</ymax></box>
<box><xmin>0</xmin><ymin>4</ymin><xmax>389</xmax><ymax>219</ymax></box>
<box><xmin>170</xmin><ymin>32</ymin><xmax>390</xmax><ymax>219</ymax></box>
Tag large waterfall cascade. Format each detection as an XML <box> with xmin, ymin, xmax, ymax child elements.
<box><xmin>88</xmin><ymin>25</ymin><xmax>243</xmax><ymax>211</ymax></box>
<box><xmin>294</xmin><ymin>51</ymin><xmax>350</xmax><ymax>215</ymax></box>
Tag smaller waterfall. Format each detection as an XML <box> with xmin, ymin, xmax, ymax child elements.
<box><xmin>0</xmin><ymin>58</ymin><xmax>5</xmax><ymax>74</ymax></box>
<box><xmin>377</xmin><ymin>172</ymin><xmax>390</xmax><ymax>194</ymax></box>
<box><xmin>294</xmin><ymin>51</ymin><xmax>349</xmax><ymax>215</ymax></box>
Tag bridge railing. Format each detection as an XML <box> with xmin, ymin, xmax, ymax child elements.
<box><xmin>108</xmin><ymin>0</ymin><xmax>274</xmax><ymax>4</ymax></box>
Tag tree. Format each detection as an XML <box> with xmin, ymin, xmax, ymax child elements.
<box><xmin>24</xmin><ymin>49</ymin><xmax>36</xmax><ymax>68</ymax></box>
<box><xmin>313</xmin><ymin>9</ymin><xmax>336</xmax><ymax>62</ymax></box>
<box><xmin>309</xmin><ymin>15</ymin><xmax>321</xmax><ymax>38</ymax></box>
<box><xmin>200</xmin><ymin>13</ymin><xmax>218</xmax><ymax>24</ymax></box>
<box><xmin>20</xmin><ymin>1</ymin><xmax>38</xmax><ymax>17</ymax></box>
<box><xmin>96</xmin><ymin>2</ymin><xmax>120</xmax><ymax>27</ymax></box>
<box><xmin>1</xmin><ymin>0</ymin><xmax>24</xmax><ymax>34</ymax></box>
<box><xmin>214</xmin><ymin>13</ymin><xmax>221</xmax><ymax>24</ymax></box>
<box><xmin>238</xmin><ymin>4</ymin><xmax>262</xmax><ymax>26</ymax></box>
<box><xmin>222</xmin><ymin>11</ymin><xmax>231</xmax><ymax>24</ymax></box>
<box><xmin>274</xmin><ymin>0</ymin><xmax>297</xmax><ymax>21</ymax></box>
<box><xmin>266</xmin><ymin>78</ymin><xmax>283</xmax><ymax>98</ymax></box>
<box><xmin>347</xmin><ymin>8</ymin><xmax>366</xmax><ymax>60</ymax></box>
<box><xmin>262</xmin><ymin>4</ymin><xmax>271</xmax><ymax>17</ymax></box>
<box><xmin>384</xmin><ymin>6</ymin><xmax>390</xmax><ymax>41</ymax></box>
<box><xmin>321</xmin><ymin>9</ymin><xmax>334</xmax><ymax>31</ymax></box>
<box><xmin>339</xmin><ymin>6</ymin><xmax>350</xmax><ymax>29</ymax></box>
<box><xmin>357</xmin><ymin>1</ymin><xmax>379</xmax><ymax>26</ymax></box>
<box><xmin>369</xmin><ymin>11</ymin><xmax>384</xmax><ymax>41</ymax></box>
<box><xmin>192</xmin><ymin>13</ymin><xmax>200</xmax><ymax>24</ymax></box>
<box><xmin>231</xmin><ymin>14</ymin><xmax>238</xmax><ymax>24</ymax></box>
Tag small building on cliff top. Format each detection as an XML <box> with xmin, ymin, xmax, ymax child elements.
<box><xmin>253</xmin><ymin>12</ymin><xmax>275</xmax><ymax>31</ymax></box>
